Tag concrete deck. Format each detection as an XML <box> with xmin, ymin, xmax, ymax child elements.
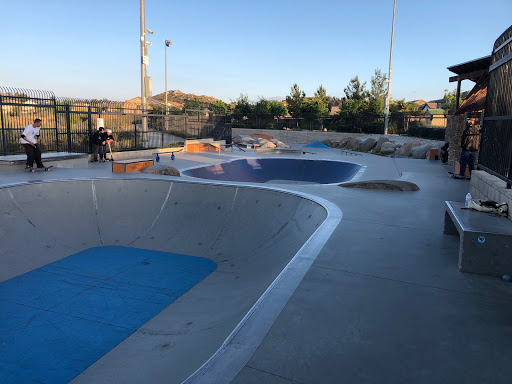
<box><xmin>1</xmin><ymin>146</ymin><xmax>511</xmax><ymax>384</ymax></box>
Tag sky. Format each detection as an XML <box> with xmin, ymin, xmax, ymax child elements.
<box><xmin>2</xmin><ymin>0</ymin><xmax>511</xmax><ymax>103</ymax></box>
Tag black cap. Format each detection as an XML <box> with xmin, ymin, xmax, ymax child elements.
<box><xmin>99</xmin><ymin>127</ymin><xmax>104</xmax><ymax>130</ymax></box>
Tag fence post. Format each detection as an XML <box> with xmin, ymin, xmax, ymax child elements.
<box><xmin>87</xmin><ymin>106</ymin><xmax>92</xmax><ymax>154</ymax></box>
<box><xmin>0</xmin><ymin>94</ymin><xmax>6</xmax><ymax>156</ymax></box>
<box><xmin>507</xmin><ymin>151</ymin><xmax>512</xmax><ymax>189</ymax></box>
<box><xmin>134</xmin><ymin>122</ymin><xmax>137</xmax><ymax>148</ymax></box>
<box><xmin>53</xmin><ymin>98</ymin><xmax>60</xmax><ymax>152</ymax></box>
<box><xmin>65</xmin><ymin>104</ymin><xmax>71</xmax><ymax>152</ymax></box>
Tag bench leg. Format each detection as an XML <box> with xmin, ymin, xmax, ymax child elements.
<box><xmin>443</xmin><ymin>211</ymin><xmax>459</xmax><ymax>236</ymax></box>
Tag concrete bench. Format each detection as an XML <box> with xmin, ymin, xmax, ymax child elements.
<box><xmin>112</xmin><ymin>158</ymin><xmax>154</xmax><ymax>173</ymax></box>
<box><xmin>443</xmin><ymin>201</ymin><xmax>512</xmax><ymax>275</ymax></box>
<box><xmin>0</xmin><ymin>152</ymin><xmax>88</xmax><ymax>171</ymax></box>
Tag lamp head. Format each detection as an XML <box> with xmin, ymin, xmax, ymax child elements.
<box><xmin>146</xmin><ymin>28</ymin><xmax>153</xmax><ymax>34</ymax></box>
<box><xmin>165</xmin><ymin>40</ymin><xmax>172</xmax><ymax>47</ymax></box>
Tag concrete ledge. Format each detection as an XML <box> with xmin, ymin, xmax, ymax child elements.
<box><xmin>444</xmin><ymin>200</ymin><xmax>512</xmax><ymax>275</ymax></box>
<box><xmin>0</xmin><ymin>152</ymin><xmax>88</xmax><ymax>171</ymax></box>
<box><xmin>470</xmin><ymin>170</ymin><xmax>512</xmax><ymax>221</ymax></box>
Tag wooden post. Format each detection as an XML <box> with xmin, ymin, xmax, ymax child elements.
<box><xmin>455</xmin><ymin>79</ymin><xmax>461</xmax><ymax>110</ymax></box>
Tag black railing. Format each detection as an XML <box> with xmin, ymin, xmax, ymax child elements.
<box><xmin>0</xmin><ymin>88</ymin><xmax>232</xmax><ymax>156</ymax></box>
<box><xmin>478</xmin><ymin>26</ymin><xmax>512</xmax><ymax>187</ymax></box>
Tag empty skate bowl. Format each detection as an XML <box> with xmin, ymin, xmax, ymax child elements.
<box><xmin>0</xmin><ymin>178</ymin><xmax>337</xmax><ymax>384</ymax></box>
<box><xmin>182</xmin><ymin>158</ymin><xmax>363</xmax><ymax>184</ymax></box>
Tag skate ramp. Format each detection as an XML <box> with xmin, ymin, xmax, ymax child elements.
<box><xmin>0</xmin><ymin>178</ymin><xmax>330</xmax><ymax>384</ymax></box>
<box><xmin>183</xmin><ymin>158</ymin><xmax>362</xmax><ymax>184</ymax></box>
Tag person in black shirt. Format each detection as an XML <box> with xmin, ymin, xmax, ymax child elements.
<box><xmin>454</xmin><ymin>119</ymin><xmax>480</xmax><ymax>179</ymax></box>
<box><xmin>91</xmin><ymin>127</ymin><xmax>106</xmax><ymax>162</ymax></box>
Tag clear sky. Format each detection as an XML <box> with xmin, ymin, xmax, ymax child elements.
<box><xmin>2</xmin><ymin>0</ymin><xmax>511</xmax><ymax>103</ymax></box>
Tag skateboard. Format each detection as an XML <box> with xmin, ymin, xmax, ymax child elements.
<box><xmin>27</xmin><ymin>166</ymin><xmax>53</xmax><ymax>172</ymax></box>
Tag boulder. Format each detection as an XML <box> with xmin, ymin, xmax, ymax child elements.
<box><xmin>359</xmin><ymin>138</ymin><xmax>377</xmax><ymax>152</ymax></box>
<box><xmin>338</xmin><ymin>137</ymin><xmax>352</xmax><ymax>148</ymax></box>
<box><xmin>260</xmin><ymin>141</ymin><xmax>277</xmax><ymax>148</ymax></box>
<box><xmin>412</xmin><ymin>144</ymin><xmax>433</xmax><ymax>159</ymax></box>
<box><xmin>346</xmin><ymin>138</ymin><xmax>362</xmax><ymax>150</ymax></box>
<box><xmin>233</xmin><ymin>135</ymin><xmax>256</xmax><ymax>144</ymax></box>
<box><xmin>275</xmin><ymin>140</ymin><xmax>290</xmax><ymax>148</ymax></box>
<box><xmin>396</xmin><ymin>140</ymin><xmax>421</xmax><ymax>157</ymax></box>
<box><xmin>374</xmin><ymin>137</ymin><xmax>390</xmax><ymax>152</ymax></box>
<box><xmin>142</xmin><ymin>165</ymin><xmax>180</xmax><ymax>176</ymax></box>
<box><xmin>380</xmin><ymin>142</ymin><xmax>398</xmax><ymax>154</ymax></box>
<box><xmin>322</xmin><ymin>140</ymin><xmax>337</xmax><ymax>148</ymax></box>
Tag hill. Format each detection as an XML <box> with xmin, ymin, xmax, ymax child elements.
<box><xmin>151</xmin><ymin>90</ymin><xmax>219</xmax><ymax>108</ymax></box>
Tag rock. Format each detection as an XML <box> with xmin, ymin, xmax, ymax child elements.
<box><xmin>338</xmin><ymin>137</ymin><xmax>352</xmax><ymax>148</ymax></box>
<box><xmin>359</xmin><ymin>138</ymin><xmax>377</xmax><ymax>152</ymax></box>
<box><xmin>257</xmin><ymin>138</ymin><xmax>269</xmax><ymax>145</ymax></box>
<box><xmin>346</xmin><ymin>138</ymin><xmax>362</xmax><ymax>150</ymax></box>
<box><xmin>275</xmin><ymin>140</ymin><xmax>290</xmax><ymax>148</ymax></box>
<box><xmin>260</xmin><ymin>141</ymin><xmax>276</xmax><ymax>148</ymax></box>
<box><xmin>322</xmin><ymin>140</ymin><xmax>337</xmax><ymax>148</ymax></box>
<box><xmin>233</xmin><ymin>135</ymin><xmax>256</xmax><ymax>144</ymax></box>
<box><xmin>396</xmin><ymin>140</ymin><xmax>421</xmax><ymax>157</ymax></box>
<box><xmin>374</xmin><ymin>137</ymin><xmax>390</xmax><ymax>152</ymax></box>
<box><xmin>380</xmin><ymin>142</ymin><xmax>398</xmax><ymax>154</ymax></box>
<box><xmin>412</xmin><ymin>144</ymin><xmax>432</xmax><ymax>159</ymax></box>
<box><xmin>142</xmin><ymin>165</ymin><xmax>180</xmax><ymax>176</ymax></box>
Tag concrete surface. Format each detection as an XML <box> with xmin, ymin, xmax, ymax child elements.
<box><xmin>1</xmin><ymin>145</ymin><xmax>512</xmax><ymax>384</ymax></box>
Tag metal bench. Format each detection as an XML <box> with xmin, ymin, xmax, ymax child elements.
<box><xmin>444</xmin><ymin>201</ymin><xmax>512</xmax><ymax>275</ymax></box>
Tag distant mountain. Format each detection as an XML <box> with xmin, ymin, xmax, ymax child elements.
<box><xmin>151</xmin><ymin>90</ymin><xmax>218</xmax><ymax>108</ymax></box>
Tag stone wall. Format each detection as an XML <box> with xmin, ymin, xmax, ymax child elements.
<box><xmin>444</xmin><ymin>114</ymin><xmax>464</xmax><ymax>166</ymax></box>
<box><xmin>470</xmin><ymin>170</ymin><xmax>512</xmax><ymax>221</ymax></box>
<box><xmin>232</xmin><ymin>128</ymin><xmax>444</xmax><ymax>147</ymax></box>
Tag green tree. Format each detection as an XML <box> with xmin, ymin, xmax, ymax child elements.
<box><xmin>301</xmin><ymin>98</ymin><xmax>330</xmax><ymax>119</ymax></box>
<box><xmin>209</xmin><ymin>99</ymin><xmax>228</xmax><ymax>115</ymax></box>
<box><xmin>232</xmin><ymin>94</ymin><xmax>252</xmax><ymax>118</ymax></box>
<box><xmin>253</xmin><ymin>97</ymin><xmax>271</xmax><ymax>116</ymax></box>
<box><xmin>369</xmin><ymin>69</ymin><xmax>387</xmax><ymax>114</ymax></box>
<box><xmin>344</xmin><ymin>76</ymin><xmax>369</xmax><ymax>101</ymax></box>
<box><xmin>285</xmin><ymin>83</ymin><xmax>305</xmax><ymax>117</ymax></box>
<box><xmin>442</xmin><ymin>89</ymin><xmax>464</xmax><ymax>111</ymax></box>
<box><xmin>338</xmin><ymin>98</ymin><xmax>369</xmax><ymax>117</ymax></box>
<box><xmin>314</xmin><ymin>84</ymin><xmax>331</xmax><ymax>112</ymax></box>
<box><xmin>269</xmin><ymin>100</ymin><xmax>288</xmax><ymax>117</ymax></box>
<box><xmin>183</xmin><ymin>97</ymin><xmax>202</xmax><ymax>115</ymax></box>
<box><xmin>389</xmin><ymin>99</ymin><xmax>418</xmax><ymax>113</ymax></box>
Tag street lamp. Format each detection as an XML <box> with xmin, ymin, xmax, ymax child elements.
<box><xmin>140</xmin><ymin>0</ymin><xmax>153</xmax><ymax>144</ymax></box>
<box><xmin>165</xmin><ymin>40</ymin><xmax>172</xmax><ymax>116</ymax></box>
<box><xmin>384</xmin><ymin>0</ymin><xmax>397</xmax><ymax>135</ymax></box>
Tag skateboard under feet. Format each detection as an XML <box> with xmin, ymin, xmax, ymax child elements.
<box><xmin>27</xmin><ymin>166</ymin><xmax>53</xmax><ymax>172</ymax></box>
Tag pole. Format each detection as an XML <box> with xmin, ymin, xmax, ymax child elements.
<box><xmin>384</xmin><ymin>0</ymin><xmax>396</xmax><ymax>135</ymax></box>
<box><xmin>165</xmin><ymin>43</ymin><xmax>168</xmax><ymax>116</ymax></box>
<box><xmin>140</xmin><ymin>0</ymin><xmax>147</xmax><ymax>145</ymax></box>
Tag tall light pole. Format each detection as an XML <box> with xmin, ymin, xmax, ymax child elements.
<box><xmin>384</xmin><ymin>0</ymin><xmax>397</xmax><ymax>135</ymax></box>
<box><xmin>165</xmin><ymin>40</ymin><xmax>172</xmax><ymax>116</ymax></box>
<box><xmin>140</xmin><ymin>0</ymin><xmax>153</xmax><ymax>145</ymax></box>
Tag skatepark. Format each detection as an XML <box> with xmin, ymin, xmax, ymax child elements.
<box><xmin>1</xmin><ymin>146</ymin><xmax>512</xmax><ymax>384</ymax></box>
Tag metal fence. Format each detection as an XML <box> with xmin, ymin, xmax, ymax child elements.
<box><xmin>478</xmin><ymin>26</ymin><xmax>512</xmax><ymax>187</ymax></box>
<box><xmin>0</xmin><ymin>87</ymin><xmax>232</xmax><ymax>156</ymax></box>
<box><xmin>232</xmin><ymin>113</ymin><xmax>447</xmax><ymax>140</ymax></box>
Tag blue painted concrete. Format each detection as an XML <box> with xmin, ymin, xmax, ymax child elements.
<box><xmin>183</xmin><ymin>158</ymin><xmax>362</xmax><ymax>184</ymax></box>
<box><xmin>303</xmin><ymin>140</ymin><xmax>330</xmax><ymax>149</ymax></box>
<box><xmin>0</xmin><ymin>246</ymin><xmax>216</xmax><ymax>384</ymax></box>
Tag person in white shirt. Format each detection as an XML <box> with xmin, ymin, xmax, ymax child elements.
<box><xmin>20</xmin><ymin>118</ymin><xmax>47</xmax><ymax>169</ymax></box>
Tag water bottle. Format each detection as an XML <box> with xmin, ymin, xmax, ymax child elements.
<box><xmin>501</xmin><ymin>275</ymin><xmax>512</xmax><ymax>282</ymax></box>
<box><xmin>465</xmin><ymin>193</ymin><xmax>472</xmax><ymax>208</ymax></box>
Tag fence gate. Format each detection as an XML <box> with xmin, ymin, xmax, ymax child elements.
<box><xmin>478</xmin><ymin>26</ymin><xmax>512</xmax><ymax>187</ymax></box>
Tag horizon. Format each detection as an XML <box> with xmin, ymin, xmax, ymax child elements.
<box><xmin>2</xmin><ymin>1</ymin><xmax>510</xmax><ymax>103</ymax></box>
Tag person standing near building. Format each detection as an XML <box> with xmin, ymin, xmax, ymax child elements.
<box><xmin>454</xmin><ymin>119</ymin><xmax>480</xmax><ymax>179</ymax></box>
<box><xmin>91</xmin><ymin>127</ymin><xmax>106</xmax><ymax>162</ymax></box>
<box><xmin>20</xmin><ymin>118</ymin><xmax>47</xmax><ymax>169</ymax></box>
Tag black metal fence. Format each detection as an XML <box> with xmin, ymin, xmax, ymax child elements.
<box><xmin>478</xmin><ymin>26</ymin><xmax>512</xmax><ymax>187</ymax></box>
<box><xmin>232</xmin><ymin>113</ymin><xmax>447</xmax><ymax>140</ymax></box>
<box><xmin>0</xmin><ymin>87</ymin><xmax>232</xmax><ymax>156</ymax></box>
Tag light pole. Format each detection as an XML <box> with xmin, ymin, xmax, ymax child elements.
<box><xmin>165</xmin><ymin>40</ymin><xmax>172</xmax><ymax>116</ymax></box>
<box><xmin>140</xmin><ymin>0</ymin><xmax>153</xmax><ymax>145</ymax></box>
<box><xmin>384</xmin><ymin>0</ymin><xmax>397</xmax><ymax>135</ymax></box>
